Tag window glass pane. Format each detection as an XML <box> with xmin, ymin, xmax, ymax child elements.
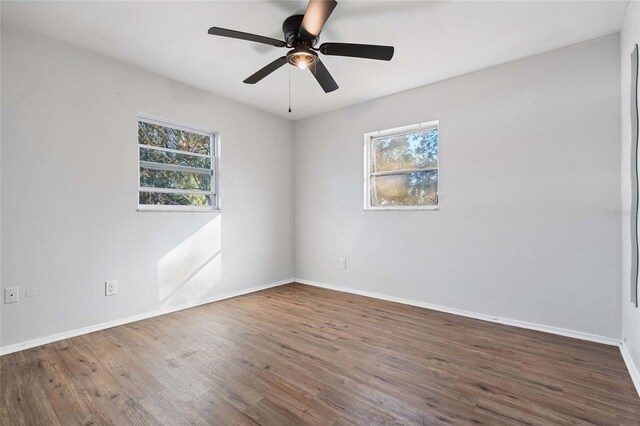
<box><xmin>139</xmin><ymin>192</ymin><xmax>212</xmax><ymax>207</ymax></box>
<box><xmin>371</xmin><ymin>128</ymin><xmax>438</xmax><ymax>172</ymax></box>
<box><xmin>138</xmin><ymin>121</ymin><xmax>211</xmax><ymax>155</ymax></box>
<box><xmin>140</xmin><ymin>147</ymin><xmax>211</xmax><ymax>169</ymax></box>
<box><xmin>371</xmin><ymin>170</ymin><xmax>438</xmax><ymax>207</ymax></box>
<box><xmin>140</xmin><ymin>168</ymin><xmax>211</xmax><ymax>191</ymax></box>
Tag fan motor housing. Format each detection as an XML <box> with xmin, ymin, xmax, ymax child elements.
<box><xmin>282</xmin><ymin>14</ymin><xmax>317</xmax><ymax>46</ymax></box>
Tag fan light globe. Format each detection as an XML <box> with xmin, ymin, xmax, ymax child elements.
<box><xmin>287</xmin><ymin>50</ymin><xmax>316</xmax><ymax>70</ymax></box>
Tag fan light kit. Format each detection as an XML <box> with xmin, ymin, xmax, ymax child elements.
<box><xmin>289</xmin><ymin>49</ymin><xmax>316</xmax><ymax>70</ymax></box>
<box><xmin>207</xmin><ymin>0</ymin><xmax>394</xmax><ymax>98</ymax></box>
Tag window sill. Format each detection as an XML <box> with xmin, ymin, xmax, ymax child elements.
<box><xmin>364</xmin><ymin>205</ymin><xmax>439</xmax><ymax>211</ymax></box>
<box><xmin>136</xmin><ymin>207</ymin><xmax>221</xmax><ymax>213</ymax></box>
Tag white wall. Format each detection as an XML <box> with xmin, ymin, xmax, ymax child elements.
<box><xmin>294</xmin><ymin>35</ymin><xmax>622</xmax><ymax>339</ymax></box>
<box><xmin>0</xmin><ymin>26</ymin><xmax>294</xmax><ymax>349</ymax></box>
<box><xmin>0</xmin><ymin>25</ymin><xmax>625</xmax><ymax>351</ymax></box>
<box><xmin>621</xmin><ymin>1</ymin><xmax>640</xmax><ymax>383</ymax></box>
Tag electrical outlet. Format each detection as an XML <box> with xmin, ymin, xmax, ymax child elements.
<box><xmin>105</xmin><ymin>280</ymin><xmax>117</xmax><ymax>296</ymax></box>
<box><xmin>339</xmin><ymin>257</ymin><xmax>347</xmax><ymax>269</ymax></box>
<box><xmin>4</xmin><ymin>287</ymin><xmax>19</xmax><ymax>304</ymax></box>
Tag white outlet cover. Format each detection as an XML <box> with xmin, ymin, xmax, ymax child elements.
<box><xmin>5</xmin><ymin>287</ymin><xmax>19</xmax><ymax>304</ymax></box>
<box><xmin>105</xmin><ymin>280</ymin><xmax>117</xmax><ymax>296</ymax></box>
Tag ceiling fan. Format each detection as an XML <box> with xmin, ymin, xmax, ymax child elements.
<box><xmin>207</xmin><ymin>0</ymin><xmax>394</xmax><ymax>93</ymax></box>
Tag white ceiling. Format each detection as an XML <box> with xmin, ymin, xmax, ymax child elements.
<box><xmin>1</xmin><ymin>1</ymin><xmax>629</xmax><ymax>120</ymax></box>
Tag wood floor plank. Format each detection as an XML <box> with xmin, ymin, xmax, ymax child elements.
<box><xmin>2</xmin><ymin>283</ymin><xmax>639</xmax><ymax>425</ymax></box>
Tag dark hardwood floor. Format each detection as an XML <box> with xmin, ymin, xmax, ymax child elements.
<box><xmin>2</xmin><ymin>283</ymin><xmax>639</xmax><ymax>425</ymax></box>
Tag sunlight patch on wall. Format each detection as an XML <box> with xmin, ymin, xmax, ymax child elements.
<box><xmin>157</xmin><ymin>216</ymin><xmax>222</xmax><ymax>308</ymax></box>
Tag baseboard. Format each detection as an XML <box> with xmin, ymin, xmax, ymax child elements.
<box><xmin>3</xmin><ymin>277</ymin><xmax>635</xmax><ymax>398</ymax></box>
<box><xmin>620</xmin><ymin>342</ymin><xmax>640</xmax><ymax>398</ymax></box>
<box><xmin>0</xmin><ymin>278</ymin><xmax>294</xmax><ymax>356</ymax></box>
<box><xmin>295</xmin><ymin>279</ymin><xmax>621</xmax><ymax>347</ymax></box>
<box><xmin>0</xmin><ymin>277</ymin><xmax>623</xmax><ymax>353</ymax></box>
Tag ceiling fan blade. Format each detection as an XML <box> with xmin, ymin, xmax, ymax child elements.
<box><xmin>299</xmin><ymin>0</ymin><xmax>337</xmax><ymax>39</ymax></box>
<box><xmin>208</xmin><ymin>27</ymin><xmax>286</xmax><ymax>47</ymax></box>
<box><xmin>243</xmin><ymin>56</ymin><xmax>288</xmax><ymax>84</ymax></box>
<box><xmin>319</xmin><ymin>43</ymin><xmax>394</xmax><ymax>61</ymax></box>
<box><xmin>309</xmin><ymin>58</ymin><xmax>338</xmax><ymax>93</ymax></box>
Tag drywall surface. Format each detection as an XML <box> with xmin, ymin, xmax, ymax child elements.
<box><xmin>0</xmin><ymin>26</ymin><xmax>294</xmax><ymax>348</ymax></box>
<box><xmin>294</xmin><ymin>35</ymin><xmax>621</xmax><ymax>339</ymax></box>
<box><xmin>621</xmin><ymin>1</ymin><xmax>640</xmax><ymax>384</ymax></box>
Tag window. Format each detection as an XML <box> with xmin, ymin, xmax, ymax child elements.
<box><xmin>364</xmin><ymin>121</ymin><xmax>439</xmax><ymax>210</ymax></box>
<box><xmin>137</xmin><ymin>115</ymin><xmax>218</xmax><ymax>211</ymax></box>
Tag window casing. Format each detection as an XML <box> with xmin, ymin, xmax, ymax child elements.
<box><xmin>137</xmin><ymin>114</ymin><xmax>219</xmax><ymax>211</ymax></box>
<box><xmin>364</xmin><ymin>121</ymin><xmax>439</xmax><ymax>210</ymax></box>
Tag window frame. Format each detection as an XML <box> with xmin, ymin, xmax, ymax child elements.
<box><xmin>363</xmin><ymin>120</ymin><xmax>440</xmax><ymax>211</ymax></box>
<box><xmin>136</xmin><ymin>113</ymin><xmax>220</xmax><ymax>212</ymax></box>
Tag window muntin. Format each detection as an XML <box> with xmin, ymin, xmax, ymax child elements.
<box><xmin>137</xmin><ymin>116</ymin><xmax>218</xmax><ymax>211</ymax></box>
<box><xmin>365</xmin><ymin>121</ymin><xmax>439</xmax><ymax>210</ymax></box>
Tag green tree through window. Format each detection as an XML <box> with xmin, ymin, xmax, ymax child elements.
<box><xmin>367</xmin><ymin>123</ymin><xmax>439</xmax><ymax>208</ymax></box>
<box><xmin>138</xmin><ymin>118</ymin><xmax>217</xmax><ymax>210</ymax></box>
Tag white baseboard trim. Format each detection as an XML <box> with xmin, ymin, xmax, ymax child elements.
<box><xmin>295</xmin><ymin>279</ymin><xmax>621</xmax><ymax>347</ymax></box>
<box><xmin>620</xmin><ymin>342</ymin><xmax>640</xmax><ymax>398</ymax></box>
<box><xmin>0</xmin><ymin>278</ymin><xmax>294</xmax><ymax>356</ymax></box>
<box><xmin>0</xmin><ymin>277</ymin><xmax>624</xmax><ymax>354</ymax></box>
<box><xmin>4</xmin><ymin>277</ymin><xmax>636</xmax><ymax>398</ymax></box>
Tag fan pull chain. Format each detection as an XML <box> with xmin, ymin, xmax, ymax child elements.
<box><xmin>288</xmin><ymin>66</ymin><xmax>292</xmax><ymax>113</ymax></box>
